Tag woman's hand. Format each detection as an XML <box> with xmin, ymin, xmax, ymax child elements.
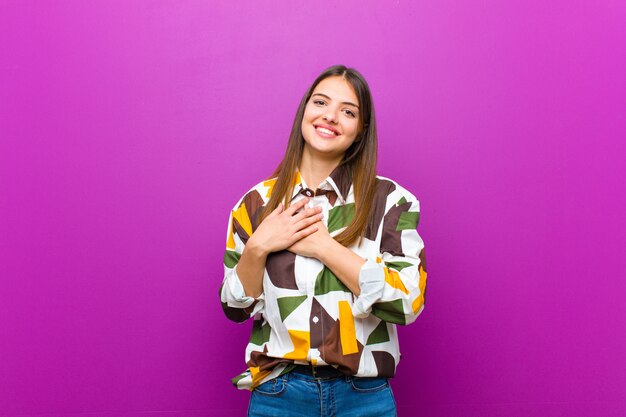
<box><xmin>288</xmin><ymin>221</ymin><xmax>366</xmax><ymax>295</ymax></box>
<box><xmin>287</xmin><ymin>220</ymin><xmax>334</xmax><ymax>259</ymax></box>
<box><xmin>248</xmin><ymin>198</ymin><xmax>323</xmax><ymax>256</ymax></box>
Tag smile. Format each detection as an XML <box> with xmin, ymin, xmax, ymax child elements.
<box><xmin>314</xmin><ymin>125</ymin><xmax>340</xmax><ymax>137</ymax></box>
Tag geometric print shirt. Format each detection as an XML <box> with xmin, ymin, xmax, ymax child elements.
<box><xmin>219</xmin><ymin>163</ymin><xmax>427</xmax><ymax>391</ymax></box>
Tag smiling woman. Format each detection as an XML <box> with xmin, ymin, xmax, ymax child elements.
<box><xmin>300</xmin><ymin>77</ymin><xmax>361</xmax><ymax>166</ymax></box>
<box><xmin>218</xmin><ymin>65</ymin><xmax>428</xmax><ymax>417</ymax></box>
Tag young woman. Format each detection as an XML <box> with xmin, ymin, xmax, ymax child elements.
<box><xmin>219</xmin><ymin>65</ymin><xmax>427</xmax><ymax>417</ymax></box>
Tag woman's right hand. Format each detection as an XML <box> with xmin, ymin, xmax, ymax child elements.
<box><xmin>248</xmin><ymin>197</ymin><xmax>323</xmax><ymax>256</ymax></box>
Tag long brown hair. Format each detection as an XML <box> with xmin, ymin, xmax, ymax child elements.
<box><xmin>259</xmin><ymin>65</ymin><xmax>378</xmax><ymax>247</ymax></box>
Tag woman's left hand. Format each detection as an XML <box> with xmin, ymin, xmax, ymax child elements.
<box><xmin>286</xmin><ymin>220</ymin><xmax>335</xmax><ymax>259</ymax></box>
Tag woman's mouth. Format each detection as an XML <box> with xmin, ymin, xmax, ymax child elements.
<box><xmin>314</xmin><ymin>125</ymin><xmax>339</xmax><ymax>138</ymax></box>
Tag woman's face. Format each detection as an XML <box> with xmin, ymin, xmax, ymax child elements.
<box><xmin>301</xmin><ymin>76</ymin><xmax>361</xmax><ymax>160</ymax></box>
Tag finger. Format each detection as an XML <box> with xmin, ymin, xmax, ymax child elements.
<box><xmin>293</xmin><ymin>223</ymin><xmax>319</xmax><ymax>240</ymax></box>
<box><xmin>295</xmin><ymin>212</ymin><xmax>324</xmax><ymax>229</ymax></box>
<box><xmin>291</xmin><ymin>208</ymin><xmax>307</xmax><ymax>222</ymax></box>
<box><xmin>263</xmin><ymin>203</ymin><xmax>283</xmax><ymax>221</ymax></box>
<box><xmin>292</xmin><ymin>206</ymin><xmax>321</xmax><ymax>222</ymax></box>
<box><xmin>266</xmin><ymin>202</ymin><xmax>283</xmax><ymax>219</ymax></box>
<box><xmin>285</xmin><ymin>197</ymin><xmax>309</xmax><ymax>216</ymax></box>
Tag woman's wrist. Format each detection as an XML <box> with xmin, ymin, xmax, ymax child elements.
<box><xmin>316</xmin><ymin>237</ymin><xmax>341</xmax><ymax>264</ymax></box>
<box><xmin>246</xmin><ymin>235</ymin><xmax>271</xmax><ymax>258</ymax></box>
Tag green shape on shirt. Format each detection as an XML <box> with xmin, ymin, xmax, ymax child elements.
<box><xmin>396</xmin><ymin>211</ymin><xmax>419</xmax><ymax>231</ymax></box>
<box><xmin>224</xmin><ymin>250</ymin><xmax>241</xmax><ymax>268</ymax></box>
<box><xmin>314</xmin><ymin>267</ymin><xmax>350</xmax><ymax>295</ymax></box>
<box><xmin>278</xmin><ymin>363</ymin><xmax>297</xmax><ymax>376</ymax></box>
<box><xmin>366</xmin><ymin>321</ymin><xmax>390</xmax><ymax>345</ymax></box>
<box><xmin>327</xmin><ymin>203</ymin><xmax>355</xmax><ymax>233</ymax></box>
<box><xmin>231</xmin><ymin>372</ymin><xmax>247</xmax><ymax>387</ymax></box>
<box><xmin>277</xmin><ymin>295</ymin><xmax>307</xmax><ymax>321</ymax></box>
<box><xmin>371</xmin><ymin>299</ymin><xmax>406</xmax><ymax>325</ymax></box>
<box><xmin>397</xmin><ymin>196</ymin><xmax>407</xmax><ymax>206</ymax></box>
<box><xmin>384</xmin><ymin>261</ymin><xmax>414</xmax><ymax>272</ymax></box>
<box><xmin>250</xmin><ymin>320</ymin><xmax>271</xmax><ymax>345</ymax></box>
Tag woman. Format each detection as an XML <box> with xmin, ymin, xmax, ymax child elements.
<box><xmin>219</xmin><ymin>65</ymin><xmax>427</xmax><ymax>417</ymax></box>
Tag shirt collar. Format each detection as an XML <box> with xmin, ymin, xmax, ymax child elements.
<box><xmin>291</xmin><ymin>163</ymin><xmax>353</xmax><ymax>204</ymax></box>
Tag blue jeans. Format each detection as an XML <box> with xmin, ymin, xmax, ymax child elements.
<box><xmin>247</xmin><ymin>371</ymin><xmax>397</xmax><ymax>417</ymax></box>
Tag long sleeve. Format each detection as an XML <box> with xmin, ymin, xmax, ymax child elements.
<box><xmin>219</xmin><ymin>198</ymin><xmax>265</xmax><ymax>323</ymax></box>
<box><xmin>352</xmin><ymin>185</ymin><xmax>427</xmax><ymax>325</ymax></box>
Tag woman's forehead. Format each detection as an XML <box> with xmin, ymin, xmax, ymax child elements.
<box><xmin>312</xmin><ymin>76</ymin><xmax>359</xmax><ymax>106</ymax></box>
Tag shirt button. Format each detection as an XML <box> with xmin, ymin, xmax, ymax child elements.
<box><xmin>304</xmin><ymin>189</ymin><xmax>313</xmax><ymax>197</ymax></box>
<box><xmin>312</xmin><ymin>316</ymin><xmax>319</xmax><ymax>323</ymax></box>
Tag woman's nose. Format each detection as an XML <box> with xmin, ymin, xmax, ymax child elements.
<box><xmin>323</xmin><ymin>109</ymin><xmax>338</xmax><ymax>123</ymax></box>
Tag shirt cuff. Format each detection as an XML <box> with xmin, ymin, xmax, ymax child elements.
<box><xmin>352</xmin><ymin>258</ymin><xmax>386</xmax><ymax>318</ymax></box>
<box><xmin>226</xmin><ymin>265</ymin><xmax>265</xmax><ymax>309</ymax></box>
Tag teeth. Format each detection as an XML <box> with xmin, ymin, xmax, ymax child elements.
<box><xmin>316</xmin><ymin>127</ymin><xmax>336</xmax><ymax>136</ymax></box>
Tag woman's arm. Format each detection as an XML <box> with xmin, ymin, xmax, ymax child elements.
<box><xmin>316</xmin><ymin>240</ymin><xmax>366</xmax><ymax>296</ymax></box>
<box><xmin>220</xmin><ymin>196</ymin><xmax>323</xmax><ymax>321</ymax></box>
<box><xmin>234</xmin><ymin>239</ymin><xmax>269</xmax><ymax>299</ymax></box>
<box><xmin>350</xmin><ymin>186</ymin><xmax>427</xmax><ymax>325</ymax></box>
<box><xmin>288</xmin><ymin>184</ymin><xmax>427</xmax><ymax>325</ymax></box>
<box><xmin>285</xmin><ymin>217</ymin><xmax>365</xmax><ymax>295</ymax></box>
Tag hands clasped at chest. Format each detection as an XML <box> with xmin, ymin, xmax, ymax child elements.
<box><xmin>249</xmin><ymin>197</ymin><xmax>330</xmax><ymax>259</ymax></box>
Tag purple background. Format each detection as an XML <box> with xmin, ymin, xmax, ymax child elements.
<box><xmin>1</xmin><ymin>1</ymin><xmax>625</xmax><ymax>416</ymax></box>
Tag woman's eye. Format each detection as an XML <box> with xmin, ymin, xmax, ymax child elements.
<box><xmin>344</xmin><ymin>110</ymin><xmax>356</xmax><ymax>118</ymax></box>
<box><xmin>313</xmin><ymin>100</ymin><xmax>325</xmax><ymax>105</ymax></box>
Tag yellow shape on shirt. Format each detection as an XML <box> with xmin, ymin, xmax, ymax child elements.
<box><xmin>338</xmin><ymin>301</ymin><xmax>358</xmax><ymax>355</ymax></box>
<box><xmin>263</xmin><ymin>178</ymin><xmax>277</xmax><ymax>198</ymax></box>
<box><xmin>412</xmin><ymin>266</ymin><xmax>428</xmax><ymax>314</ymax></box>
<box><xmin>226</xmin><ymin>217</ymin><xmax>236</xmax><ymax>250</ymax></box>
<box><xmin>283</xmin><ymin>330</ymin><xmax>310</xmax><ymax>361</ymax></box>
<box><xmin>384</xmin><ymin>268</ymin><xmax>409</xmax><ymax>295</ymax></box>
<box><xmin>232</xmin><ymin>203</ymin><xmax>253</xmax><ymax>237</ymax></box>
<box><xmin>250</xmin><ymin>366</ymin><xmax>272</xmax><ymax>389</ymax></box>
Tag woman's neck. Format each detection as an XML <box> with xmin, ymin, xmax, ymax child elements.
<box><xmin>299</xmin><ymin>149</ymin><xmax>342</xmax><ymax>190</ymax></box>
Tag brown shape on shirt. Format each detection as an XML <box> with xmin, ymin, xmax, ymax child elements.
<box><xmin>328</xmin><ymin>163</ymin><xmax>353</xmax><ymax>202</ymax></box>
<box><xmin>309</xmin><ymin>298</ymin><xmax>336</xmax><ymax>350</ymax></box>
<box><xmin>372</xmin><ymin>350</ymin><xmax>396</xmax><ymax>377</ymax></box>
<box><xmin>243</xmin><ymin>189</ymin><xmax>265</xmax><ymax>232</ymax></box>
<box><xmin>265</xmin><ymin>250</ymin><xmax>299</xmax><ymax>290</ymax></box>
<box><xmin>419</xmin><ymin>249</ymin><xmax>427</xmax><ymax>273</ymax></box>
<box><xmin>232</xmin><ymin>189</ymin><xmax>264</xmax><ymax>243</ymax></box>
<box><xmin>222</xmin><ymin>304</ymin><xmax>250</xmax><ymax>323</ymax></box>
<box><xmin>364</xmin><ymin>179</ymin><xmax>397</xmax><ymax>241</ymax></box>
<box><xmin>248</xmin><ymin>346</ymin><xmax>291</xmax><ymax>372</ymax></box>
<box><xmin>380</xmin><ymin>200</ymin><xmax>412</xmax><ymax>257</ymax></box>
<box><xmin>318</xmin><ymin>319</ymin><xmax>364</xmax><ymax>375</ymax></box>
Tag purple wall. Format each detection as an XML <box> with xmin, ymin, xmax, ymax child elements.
<box><xmin>1</xmin><ymin>1</ymin><xmax>625</xmax><ymax>416</ymax></box>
